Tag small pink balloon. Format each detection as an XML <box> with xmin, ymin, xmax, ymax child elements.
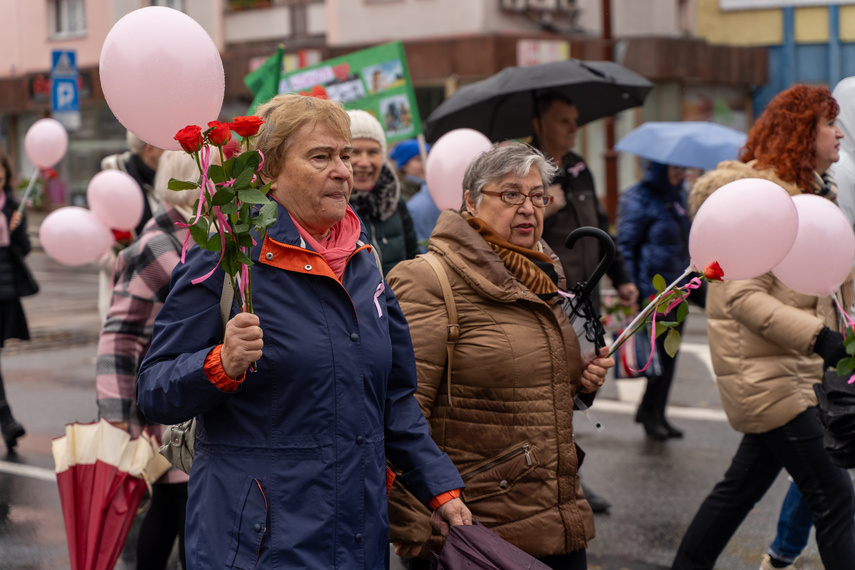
<box><xmin>426</xmin><ymin>129</ymin><xmax>493</xmax><ymax>210</ymax></box>
<box><xmin>99</xmin><ymin>6</ymin><xmax>224</xmax><ymax>150</ymax></box>
<box><xmin>689</xmin><ymin>178</ymin><xmax>799</xmax><ymax>280</ymax></box>
<box><xmin>24</xmin><ymin>118</ymin><xmax>68</xmax><ymax>169</ymax></box>
<box><xmin>87</xmin><ymin>170</ymin><xmax>144</xmax><ymax>231</ymax></box>
<box><xmin>772</xmin><ymin>194</ymin><xmax>855</xmax><ymax>296</ymax></box>
<box><xmin>39</xmin><ymin>207</ymin><xmax>115</xmax><ymax>266</ymax></box>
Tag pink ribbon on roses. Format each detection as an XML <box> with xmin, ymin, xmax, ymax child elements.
<box><xmin>630</xmin><ymin>276</ymin><xmax>702</xmax><ymax>374</ymax></box>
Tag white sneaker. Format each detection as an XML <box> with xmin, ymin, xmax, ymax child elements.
<box><xmin>760</xmin><ymin>553</ymin><xmax>794</xmax><ymax>570</ymax></box>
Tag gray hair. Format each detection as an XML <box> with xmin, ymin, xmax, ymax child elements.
<box><xmin>463</xmin><ymin>142</ymin><xmax>558</xmax><ymax>208</ymax></box>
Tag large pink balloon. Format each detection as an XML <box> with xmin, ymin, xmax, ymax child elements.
<box><xmin>39</xmin><ymin>207</ymin><xmax>115</xmax><ymax>266</ymax></box>
<box><xmin>86</xmin><ymin>170</ymin><xmax>144</xmax><ymax>231</ymax></box>
<box><xmin>772</xmin><ymin>194</ymin><xmax>855</xmax><ymax>296</ymax></box>
<box><xmin>689</xmin><ymin>178</ymin><xmax>798</xmax><ymax>280</ymax></box>
<box><xmin>426</xmin><ymin>129</ymin><xmax>493</xmax><ymax>210</ymax></box>
<box><xmin>99</xmin><ymin>6</ymin><xmax>224</xmax><ymax>150</ymax></box>
<box><xmin>24</xmin><ymin>118</ymin><xmax>68</xmax><ymax>169</ymax></box>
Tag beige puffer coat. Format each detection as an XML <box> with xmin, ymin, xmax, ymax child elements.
<box><xmin>386</xmin><ymin>210</ymin><xmax>595</xmax><ymax>558</ymax></box>
<box><xmin>691</xmin><ymin>160</ymin><xmax>853</xmax><ymax>434</ymax></box>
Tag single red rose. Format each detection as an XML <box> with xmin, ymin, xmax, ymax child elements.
<box><xmin>174</xmin><ymin>125</ymin><xmax>203</xmax><ymax>154</ymax></box>
<box><xmin>230</xmin><ymin>116</ymin><xmax>265</xmax><ymax>138</ymax></box>
<box><xmin>111</xmin><ymin>229</ymin><xmax>133</xmax><ymax>243</ymax></box>
<box><xmin>703</xmin><ymin>261</ymin><xmax>725</xmax><ymax>281</ymax></box>
<box><xmin>44</xmin><ymin>168</ymin><xmax>57</xmax><ymax>179</ymax></box>
<box><xmin>207</xmin><ymin>121</ymin><xmax>232</xmax><ymax>147</ymax></box>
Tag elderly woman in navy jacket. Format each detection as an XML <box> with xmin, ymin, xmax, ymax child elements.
<box><xmin>616</xmin><ymin>159</ymin><xmax>694</xmax><ymax>441</ymax></box>
<box><xmin>137</xmin><ymin>94</ymin><xmax>470</xmax><ymax>570</ymax></box>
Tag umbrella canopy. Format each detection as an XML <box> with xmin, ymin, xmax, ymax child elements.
<box><xmin>423</xmin><ymin>59</ymin><xmax>653</xmax><ymax>143</ymax></box>
<box><xmin>615</xmin><ymin>121</ymin><xmax>747</xmax><ymax>171</ymax></box>
<box><xmin>52</xmin><ymin>419</ymin><xmax>171</xmax><ymax>570</ymax></box>
<box><xmin>429</xmin><ymin>521</ymin><xmax>550</xmax><ymax>569</ymax></box>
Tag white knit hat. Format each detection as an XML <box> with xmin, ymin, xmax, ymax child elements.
<box><xmin>347</xmin><ymin>110</ymin><xmax>387</xmax><ymax>156</ymax></box>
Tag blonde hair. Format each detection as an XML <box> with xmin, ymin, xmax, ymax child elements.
<box><xmin>154</xmin><ymin>150</ymin><xmax>204</xmax><ymax>208</ymax></box>
<box><xmin>254</xmin><ymin>94</ymin><xmax>351</xmax><ymax>180</ymax></box>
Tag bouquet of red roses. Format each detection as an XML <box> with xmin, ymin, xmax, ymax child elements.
<box><xmin>171</xmin><ymin>116</ymin><xmax>277</xmax><ymax>314</ymax></box>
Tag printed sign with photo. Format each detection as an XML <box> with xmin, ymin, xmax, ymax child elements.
<box><xmin>279</xmin><ymin>41</ymin><xmax>422</xmax><ymax>145</ymax></box>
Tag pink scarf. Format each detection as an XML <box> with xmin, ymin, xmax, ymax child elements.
<box><xmin>0</xmin><ymin>192</ymin><xmax>9</xmax><ymax>247</ymax></box>
<box><xmin>291</xmin><ymin>206</ymin><xmax>362</xmax><ymax>279</ymax></box>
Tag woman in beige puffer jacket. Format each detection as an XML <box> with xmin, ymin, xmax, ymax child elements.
<box><xmin>672</xmin><ymin>84</ymin><xmax>855</xmax><ymax>570</ymax></box>
<box><xmin>386</xmin><ymin>142</ymin><xmax>613</xmax><ymax>569</ymax></box>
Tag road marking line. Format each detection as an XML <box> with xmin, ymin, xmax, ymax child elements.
<box><xmin>0</xmin><ymin>460</ymin><xmax>56</xmax><ymax>482</ymax></box>
<box><xmin>590</xmin><ymin>398</ymin><xmax>728</xmax><ymax>422</ymax></box>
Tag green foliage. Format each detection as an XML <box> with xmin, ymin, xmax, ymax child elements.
<box><xmin>180</xmin><ymin>145</ymin><xmax>278</xmax><ymax>314</ymax></box>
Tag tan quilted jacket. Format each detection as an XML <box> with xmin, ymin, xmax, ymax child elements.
<box><xmin>386</xmin><ymin>210</ymin><xmax>595</xmax><ymax>558</ymax></box>
<box><xmin>691</xmin><ymin>161</ymin><xmax>854</xmax><ymax>434</ymax></box>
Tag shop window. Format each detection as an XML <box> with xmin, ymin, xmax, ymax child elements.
<box><xmin>49</xmin><ymin>0</ymin><xmax>86</xmax><ymax>38</ymax></box>
<box><xmin>151</xmin><ymin>0</ymin><xmax>186</xmax><ymax>10</ymax></box>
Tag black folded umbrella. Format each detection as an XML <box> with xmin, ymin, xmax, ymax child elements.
<box><xmin>429</xmin><ymin>521</ymin><xmax>550</xmax><ymax>570</ymax></box>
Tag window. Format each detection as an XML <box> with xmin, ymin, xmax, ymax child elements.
<box><xmin>151</xmin><ymin>0</ymin><xmax>186</xmax><ymax>10</ymax></box>
<box><xmin>50</xmin><ymin>0</ymin><xmax>86</xmax><ymax>37</ymax></box>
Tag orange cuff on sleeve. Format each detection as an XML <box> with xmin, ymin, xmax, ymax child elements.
<box><xmin>428</xmin><ymin>488</ymin><xmax>461</xmax><ymax>510</ymax></box>
<box><xmin>203</xmin><ymin>345</ymin><xmax>245</xmax><ymax>392</ymax></box>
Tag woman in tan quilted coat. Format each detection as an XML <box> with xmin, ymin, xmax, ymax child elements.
<box><xmin>386</xmin><ymin>142</ymin><xmax>614</xmax><ymax>569</ymax></box>
<box><xmin>671</xmin><ymin>85</ymin><xmax>855</xmax><ymax>570</ymax></box>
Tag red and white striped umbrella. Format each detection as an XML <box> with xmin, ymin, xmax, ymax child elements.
<box><xmin>52</xmin><ymin>419</ymin><xmax>171</xmax><ymax>570</ymax></box>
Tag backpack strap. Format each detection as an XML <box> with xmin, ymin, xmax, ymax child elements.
<box><xmin>421</xmin><ymin>252</ymin><xmax>458</xmax><ymax>408</ymax></box>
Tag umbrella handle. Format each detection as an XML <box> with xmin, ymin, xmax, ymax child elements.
<box><xmin>136</xmin><ymin>472</ymin><xmax>155</xmax><ymax>516</ymax></box>
<box><xmin>564</xmin><ymin>226</ymin><xmax>616</xmax><ymax>303</ymax></box>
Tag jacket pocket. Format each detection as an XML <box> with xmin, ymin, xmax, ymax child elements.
<box><xmin>460</xmin><ymin>442</ymin><xmax>538</xmax><ymax>504</ymax></box>
<box><xmin>227</xmin><ymin>476</ymin><xmax>268</xmax><ymax>570</ymax></box>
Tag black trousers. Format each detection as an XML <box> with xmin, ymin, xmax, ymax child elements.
<box><xmin>671</xmin><ymin>407</ymin><xmax>855</xmax><ymax>569</ymax></box>
<box><xmin>639</xmin><ymin>321</ymin><xmax>684</xmax><ymax>416</ymax></box>
<box><xmin>136</xmin><ymin>481</ymin><xmax>188</xmax><ymax>570</ymax></box>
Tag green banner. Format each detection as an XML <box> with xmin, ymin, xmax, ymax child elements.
<box><xmin>279</xmin><ymin>41</ymin><xmax>421</xmax><ymax>146</ymax></box>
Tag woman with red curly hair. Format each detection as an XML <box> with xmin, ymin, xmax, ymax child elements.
<box><xmin>671</xmin><ymin>84</ymin><xmax>855</xmax><ymax>570</ymax></box>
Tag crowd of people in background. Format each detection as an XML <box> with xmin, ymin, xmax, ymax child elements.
<box><xmin>3</xmin><ymin>77</ymin><xmax>855</xmax><ymax>570</ymax></box>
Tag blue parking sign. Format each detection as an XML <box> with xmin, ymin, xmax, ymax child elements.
<box><xmin>52</xmin><ymin>77</ymin><xmax>79</xmax><ymax>113</ymax></box>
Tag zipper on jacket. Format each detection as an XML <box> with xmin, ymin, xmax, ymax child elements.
<box><xmin>462</xmin><ymin>443</ymin><xmax>532</xmax><ymax>481</ymax></box>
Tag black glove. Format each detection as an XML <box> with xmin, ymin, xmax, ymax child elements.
<box><xmin>813</xmin><ymin>327</ymin><xmax>848</xmax><ymax>369</ymax></box>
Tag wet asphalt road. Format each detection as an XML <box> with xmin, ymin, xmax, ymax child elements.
<box><xmin>0</xmin><ymin>247</ymin><xmax>827</xmax><ymax>569</ymax></box>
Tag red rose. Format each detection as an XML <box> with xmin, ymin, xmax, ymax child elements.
<box><xmin>207</xmin><ymin>121</ymin><xmax>232</xmax><ymax>147</ymax></box>
<box><xmin>174</xmin><ymin>125</ymin><xmax>203</xmax><ymax>154</ymax></box>
<box><xmin>703</xmin><ymin>261</ymin><xmax>724</xmax><ymax>281</ymax></box>
<box><xmin>111</xmin><ymin>229</ymin><xmax>133</xmax><ymax>243</ymax></box>
<box><xmin>230</xmin><ymin>116</ymin><xmax>265</xmax><ymax>138</ymax></box>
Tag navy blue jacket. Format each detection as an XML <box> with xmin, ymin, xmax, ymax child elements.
<box><xmin>137</xmin><ymin>202</ymin><xmax>462</xmax><ymax>569</ymax></box>
<box><xmin>616</xmin><ymin>161</ymin><xmax>691</xmax><ymax>300</ymax></box>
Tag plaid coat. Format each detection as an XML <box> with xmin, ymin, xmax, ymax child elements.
<box><xmin>95</xmin><ymin>205</ymin><xmax>189</xmax><ymax>483</ymax></box>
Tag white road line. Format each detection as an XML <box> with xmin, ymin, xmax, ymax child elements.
<box><xmin>0</xmin><ymin>460</ymin><xmax>57</xmax><ymax>482</ymax></box>
<box><xmin>590</xmin><ymin>398</ymin><xmax>728</xmax><ymax>422</ymax></box>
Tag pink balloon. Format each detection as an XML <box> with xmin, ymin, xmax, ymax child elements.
<box><xmin>99</xmin><ymin>6</ymin><xmax>224</xmax><ymax>151</ymax></box>
<box><xmin>39</xmin><ymin>207</ymin><xmax>115</xmax><ymax>266</ymax></box>
<box><xmin>689</xmin><ymin>178</ymin><xmax>798</xmax><ymax>280</ymax></box>
<box><xmin>772</xmin><ymin>195</ymin><xmax>855</xmax><ymax>296</ymax></box>
<box><xmin>86</xmin><ymin>170</ymin><xmax>144</xmax><ymax>231</ymax></box>
<box><xmin>426</xmin><ymin>129</ymin><xmax>493</xmax><ymax>210</ymax></box>
<box><xmin>24</xmin><ymin>118</ymin><xmax>68</xmax><ymax>169</ymax></box>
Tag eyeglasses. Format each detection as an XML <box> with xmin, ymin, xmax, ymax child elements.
<box><xmin>481</xmin><ymin>189</ymin><xmax>554</xmax><ymax>208</ymax></box>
